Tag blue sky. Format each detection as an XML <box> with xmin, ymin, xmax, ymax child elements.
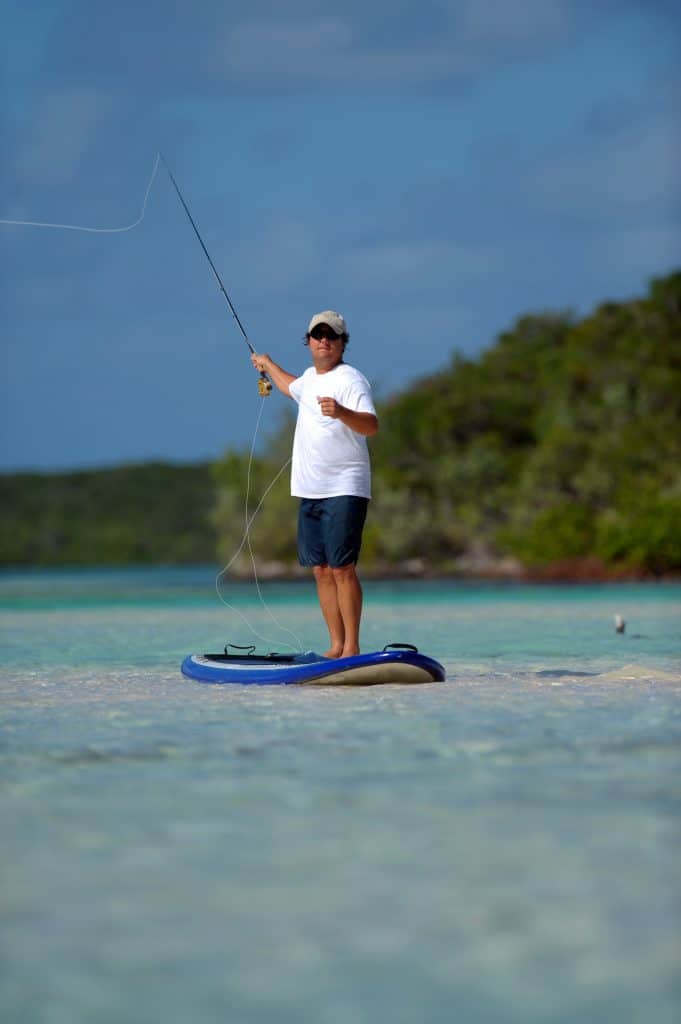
<box><xmin>2</xmin><ymin>0</ymin><xmax>679</xmax><ymax>471</ymax></box>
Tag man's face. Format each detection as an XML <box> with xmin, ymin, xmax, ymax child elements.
<box><xmin>308</xmin><ymin>324</ymin><xmax>345</xmax><ymax>372</ymax></box>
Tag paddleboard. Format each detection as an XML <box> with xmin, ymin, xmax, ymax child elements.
<box><xmin>181</xmin><ymin>643</ymin><xmax>445</xmax><ymax>686</ymax></box>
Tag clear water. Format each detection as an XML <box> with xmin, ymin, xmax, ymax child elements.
<box><xmin>1</xmin><ymin>568</ymin><xmax>680</xmax><ymax>1024</ymax></box>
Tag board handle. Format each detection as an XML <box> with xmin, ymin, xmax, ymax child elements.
<box><xmin>382</xmin><ymin>643</ymin><xmax>418</xmax><ymax>653</ymax></box>
<box><xmin>224</xmin><ymin>643</ymin><xmax>256</xmax><ymax>655</ymax></box>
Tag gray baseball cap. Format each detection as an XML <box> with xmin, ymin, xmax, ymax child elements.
<box><xmin>307</xmin><ymin>310</ymin><xmax>347</xmax><ymax>335</ymax></box>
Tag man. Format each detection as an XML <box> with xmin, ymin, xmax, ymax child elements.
<box><xmin>251</xmin><ymin>310</ymin><xmax>378</xmax><ymax>658</ymax></box>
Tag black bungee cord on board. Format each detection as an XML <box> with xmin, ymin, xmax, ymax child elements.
<box><xmin>159</xmin><ymin>153</ymin><xmax>272</xmax><ymax>397</ymax></box>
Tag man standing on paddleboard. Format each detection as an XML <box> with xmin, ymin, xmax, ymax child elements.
<box><xmin>251</xmin><ymin>311</ymin><xmax>378</xmax><ymax>659</ymax></box>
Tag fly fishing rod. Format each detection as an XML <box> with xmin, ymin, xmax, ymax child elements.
<box><xmin>160</xmin><ymin>153</ymin><xmax>271</xmax><ymax>396</ymax></box>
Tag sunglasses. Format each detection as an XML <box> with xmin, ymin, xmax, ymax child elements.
<box><xmin>309</xmin><ymin>325</ymin><xmax>342</xmax><ymax>341</ymax></box>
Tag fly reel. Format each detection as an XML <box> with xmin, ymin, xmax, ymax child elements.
<box><xmin>258</xmin><ymin>374</ymin><xmax>272</xmax><ymax>397</ymax></box>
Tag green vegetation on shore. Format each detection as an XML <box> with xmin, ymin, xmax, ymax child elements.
<box><xmin>3</xmin><ymin>272</ymin><xmax>680</xmax><ymax>576</ymax></box>
<box><xmin>0</xmin><ymin>462</ymin><xmax>216</xmax><ymax>567</ymax></box>
<box><xmin>370</xmin><ymin>270</ymin><xmax>681</xmax><ymax>576</ymax></box>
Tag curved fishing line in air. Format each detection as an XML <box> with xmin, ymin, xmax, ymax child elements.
<box><xmin>0</xmin><ymin>154</ymin><xmax>161</xmax><ymax>232</ymax></box>
<box><xmin>215</xmin><ymin>397</ymin><xmax>303</xmax><ymax>652</ymax></box>
<box><xmin>2</xmin><ymin>151</ymin><xmax>303</xmax><ymax>648</ymax></box>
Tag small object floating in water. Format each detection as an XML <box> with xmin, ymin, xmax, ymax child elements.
<box><xmin>614</xmin><ymin>614</ymin><xmax>626</xmax><ymax>634</ymax></box>
<box><xmin>181</xmin><ymin>643</ymin><xmax>446</xmax><ymax>686</ymax></box>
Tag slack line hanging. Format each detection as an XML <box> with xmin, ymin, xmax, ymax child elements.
<box><xmin>160</xmin><ymin>154</ymin><xmax>272</xmax><ymax>397</ymax></box>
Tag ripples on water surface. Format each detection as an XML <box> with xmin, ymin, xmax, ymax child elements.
<box><xmin>1</xmin><ymin>570</ymin><xmax>680</xmax><ymax>1023</ymax></box>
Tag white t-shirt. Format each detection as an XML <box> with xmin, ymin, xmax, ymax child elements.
<box><xmin>288</xmin><ymin>363</ymin><xmax>376</xmax><ymax>499</ymax></box>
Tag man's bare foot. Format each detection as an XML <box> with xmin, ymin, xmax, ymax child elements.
<box><xmin>323</xmin><ymin>646</ymin><xmax>344</xmax><ymax>659</ymax></box>
<box><xmin>340</xmin><ymin>646</ymin><xmax>360</xmax><ymax>658</ymax></box>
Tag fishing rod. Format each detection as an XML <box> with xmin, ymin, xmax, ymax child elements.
<box><xmin>160</xmin><ymin>153</ymin><xmax>271</xmax><ymax>396</ymax></box>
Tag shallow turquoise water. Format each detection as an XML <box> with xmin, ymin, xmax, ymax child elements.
<box><xmin>1</xmin><ymin>569</ymin><xmax>680</xmax><ymax>1023</ymax></box>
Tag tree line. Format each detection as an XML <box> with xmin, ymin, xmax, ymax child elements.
<box><xmin>3</xmin><ymin>271</ymin><xmax>680</xmax><ymax>576</ymax></box>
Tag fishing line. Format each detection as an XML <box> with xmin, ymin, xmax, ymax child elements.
<box><xmin>0</xmin><ymin>153</ymin><xmax>161</xmax><ymax>232</ymax></box>
<box><xmin>159</xmin><ymin>157</ymin><xmax>297</xmax><ymax>646</ymax></box>
<box><xmin>215</xmin><ymin>397</ymin><xmax>304</xmax><ymax>652</ymax></box>
<box><xmin>2</xmin><ymin>150</ymin><xmax>304</xmax><ymax>650</ymax></box>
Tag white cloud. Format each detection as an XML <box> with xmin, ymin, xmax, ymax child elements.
<box><xmin>533</xmin><ymin>112</ymin><xmax>680</xmax><ymax>213</ymax></box>
<box><xmin>220</xmin><ymin>16</ymin><xmax>353</xmax><ymax>75</ymax></box>
<box><xmin>593</xmin><ymin>222</ymin><xmax>681</xmax><ymax>277</ymax></box>
<box><xmin>233</xmin><ymin>215</ymin><xmax>322</xmax><ymax>295</ymax></box>
<box><xmin>458</xmin><ymin>0</ymin><xmax>571</xmax><ymax>45</ymax></box>
<box><xmin>341</xmin><ymin>239</ymin><xmax>505</xmax><ymax>295</ymax></box>
<box><xmin>13</xmin><ymin>87</ymin><xmax>112</xmax><ymax>186</ymax></box>
<box><xmin>212</xmin><ymin>0</ymin><xmax>575</xmax><ymax>85</ymax></box>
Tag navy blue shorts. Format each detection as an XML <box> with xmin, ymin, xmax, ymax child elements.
<box><xmin>297</xmin><ymin>496</ymin><xmax>369</xmax><ymax>568</ymax></box>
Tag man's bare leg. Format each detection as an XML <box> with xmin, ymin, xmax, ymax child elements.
<box><xmin>313</xmin><ymin>564</ymin><xmax>345</xmax><ymax>657</ymax></box>
<box><xmin>332</xmin><ymin>564</ymin><xmax>363</xmax><ymax>657</ymax></box>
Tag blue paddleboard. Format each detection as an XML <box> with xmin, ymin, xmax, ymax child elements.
<box><xmin>181</xmin><ymin>644</ymin><xmax>445</xmax><ymax>686</ymax></box>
